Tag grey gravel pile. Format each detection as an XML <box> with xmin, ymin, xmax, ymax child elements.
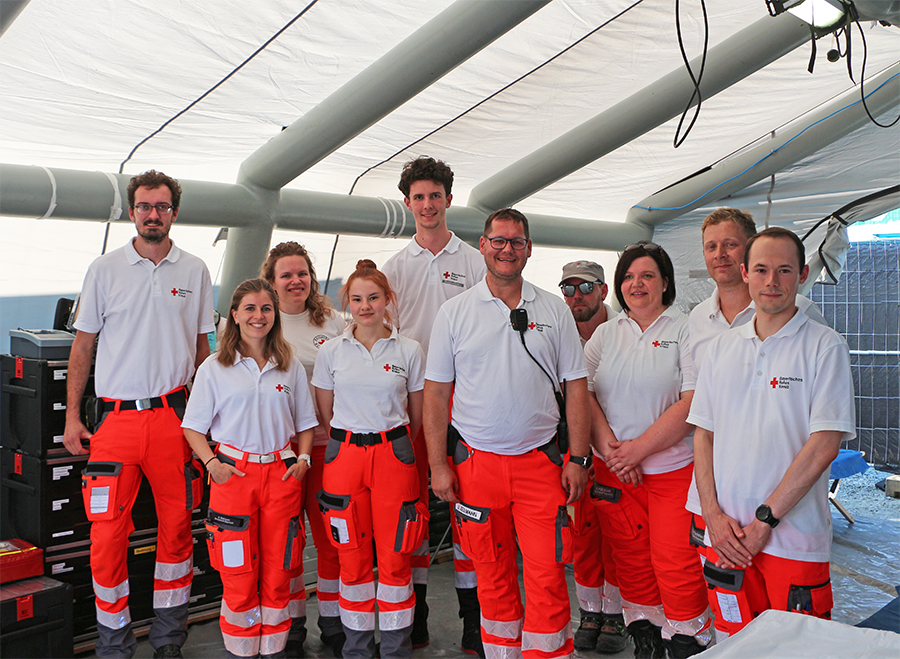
<box><xmin>831</xmin><ymin>466</ymin><xmax>900</xmax><ymax>521</ymax></box>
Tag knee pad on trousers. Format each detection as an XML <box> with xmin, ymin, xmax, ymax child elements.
<box><xmin>82</xmin><ymin>462</ymin><xmax>124</xmax><ymax>521</ymax></box>
<box><xmin>206</xmin><ymin>509</ymin><xmax>253</xmax><ymax>574</ymax></box>
<box><xmin>452</xmin><ymin>501</ymin><xmax>498</xmax><ymax>562</ymax></box>
<box><xmin>316</xmin><ymin>489</ymin><xmax>363</xmax><ymax>550</ymax></box>
<box><xmin>395</xmin><ymin>499</ymin><xmax>429</xmax><ymax>554</ymax></box>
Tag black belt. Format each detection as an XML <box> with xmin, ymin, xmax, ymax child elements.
<box><xmin>330</xmin><ymin>426</ymin><xmax>407</xmax><ymax>446</ymax></box>
<box><xmin>102</xmin><ymin>388</ymin><xmax>187</xmax><ymax>413</ymax></box>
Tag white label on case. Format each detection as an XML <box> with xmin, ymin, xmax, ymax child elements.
<box><xmin>222</xmin><ymin>540</ymin><xmax>245</xmax><ymax>568</ymax></box>
<box><xmin>53</xmin><ymin>434</ymin><xmax>64</xmax><ymax>444</ymax></box>
<box><xmin>51</xmin><ymin>563</ymin><xmax>74</xmax><ymax>574</ymax></box>
<box><xmin>53</xmin><ymin>369</ymin><xmax>67</xmax><ymax>380</ymax></box>
<box><xmin>716</xmin><ymin>591</ymin><xmax>743</xmax><ymax>623</ymax></box>
<box><xmin>52</xmin><ymin>530</ymin><xmax>75</xmax><ymax>538</ymax></box>
<box><xmin>90</xmin><ymin>486</ymin><xmax>110</xmax><ymax>514</ymax></box>
<box><xmin>52</xmin><ymin>498</ymin><xmax>69</xmax><ymax>511</ymax></box>
<box><xmin>52</xmin><ymin>466</ymin><xmax>73</xmax><ymax>480</ymax></box>
<box><xmin>53</xmin><ymin>402</ymin><xmax>66</xmax><ymax>411</ymax></box>
<box><xmin>330</xmin><ymin>518</ymin><xmax>350</xmax><ymax>544</ymax></box>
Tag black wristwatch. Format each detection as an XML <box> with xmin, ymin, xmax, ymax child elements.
<box><xmin>570</xmin><ymin>454</ymin><xmax>592</xmax><ymax>469</ymax></box>
<box><xmin>755</xmin><ymin>504</ymin><xmax>780</xmax><ymax>528</ymax></box>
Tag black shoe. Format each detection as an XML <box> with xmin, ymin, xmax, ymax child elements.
<box><xmin>664</xmin><ymin>633</ymin><xmax>706</xmax><ymax>658</ymax></box>
<box><xmin>285</xmin><ymin>638</ymin><xmax>305</xmax><ymax>658</ymax></box>
<box><xmin>411</xmin><ymin>583</ymin><xmax>429</xmax><ymax>648</ymax></box>
<box><xmin>573</xmin><ymin>611</ymin><xmax>603</xmax><ymax>651</ymax></box>
<box><xmin>152</xmin><ymin>645</ymin><xmax>183</xmax><ymax>659</ymax></box>
<box><xmin>596</xmin><ymin>613</ymin><xmax>628</xmax><ymax>654</ymax></box>
<box><xmin>627</xmin><ymin>620</ymin><xmax>665</xmax><ymax>659</ymax></box>
<box><xmin>322</xmin><ymin>631</ymin><xmax>346</xmax><ymax>658</ymax></box>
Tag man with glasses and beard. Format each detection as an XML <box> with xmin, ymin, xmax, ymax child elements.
<box><xmin>424</xmin><ymin>208</ymin><xmax>591</xmax><ymax>659</ymax></box>
<box><xmin>64</xmin><ymin>170</ymin><xmax>214</xmax><ymax>659</ymax></box>
<box><xmin>558</xmin><ymin>261</ymin><xmax>628</xmax><ymax>655</ymax></box>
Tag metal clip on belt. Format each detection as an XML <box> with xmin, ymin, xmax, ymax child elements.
<box><xmin>102</xmin><ymin>387</ymin><xmax>187</xmax><ymax>413</ymax></box>
<box><xmin>217</xmin><ymin>444</ymin><xmax>296</xmax><ymax>464</ymax></box>
<box><xmin>330</xmin><ymin>426</ymin><xmax>407</xmax><ymax>446</ymax></box>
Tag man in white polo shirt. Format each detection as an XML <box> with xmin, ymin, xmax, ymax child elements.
<box><xmin>64</xmin><ymin>170</ymin><xmax>215</xmax><ymax>659</ymax></box>
<box><xmin>382</xmin><ymin>156</ymin><xmax>486</xmax><ymax>655</ymax></box>
<box><xmin>558</xmin><ymin>260</ymin><xmax>627</xmax><ymax>655</ymax></box>
<box><xmin>688</xmin><ymin>227</ymin><xmax>854</xmax><ymax>640</ymax></box>
<box><xmin>424</xmin><ymin>208</ymin><xmax>591</xmax><ymax>659</ymax></box>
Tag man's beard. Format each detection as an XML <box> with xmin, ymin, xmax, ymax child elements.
<box><xmin>572</xmin><ymin>303</ymin><xmax>600</xmax><ymax>323</ymax></box>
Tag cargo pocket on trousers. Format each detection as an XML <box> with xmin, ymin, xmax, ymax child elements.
<box><xmin>703</xmin><ymin>562</ymin><xmax>752</xmax><ymax>626</ymax></box>
<box><xmin>787</xmin><ymin>579</ymin><xmax>833</xmax><ymax>619</ymax></box>
<box><xmin>589</xmin><ymin>481</ymin><xmax>641</xmax><ymax>540</ymax></box>
<box><xmin>453</xmin><ymin>501</ymin><xmax>497</xmax><ymax>562</ymax></box>
<box><xmin>316</xmin><ymin>489</ymin><xmax>362</xmax><ymax>550</ymax></box>
<box><xmin>81</xmin><ymin>462</ymin><xmax>123</xmax><ymax>521</ymax></box>
<box><xmin>184</xmin><ymin>458</ymin><xmax>203</xmax><ymax>511</ymax></box>
<box><xmin>206</xmin><ymin>508</ymin><xmax>252</xmax><ymax>574</ymax></box>
<box><xmin>283</xmin><ymin>514</ymin><xmax>305</xmax><ymax>570</ymax></box>
<box><xmin>394</xmin><ymin>499</ymin><xmax>429</xmax><ymax>553</ymax></box>
<box><xmin>555</xmin><ymin>505</ymin><xmax>574</xmax><ymax>563</ymax></box>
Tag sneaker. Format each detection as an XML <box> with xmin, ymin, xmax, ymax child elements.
<box><xmin>596</xmin><ymin>613</ymin><xmax>628</xmax><ymax>654</ymax></box>
<box><xmin>627</xmin><ymin>620</ymin><xmax>665</xmax><ymax>659</ymax></box>
<box><xmin>573</xmin><ymin>612</ymin><xmax>603</xmax><ymax>651</ymax></box>
<box><xmin>321</xmin><ymin>631</ymin><xmax>346</xmax><ymax>658</ymax></box>
<box><xmin>664</xmin><ymin>633</ymin><xmax>706</xmax><ymax>658</ymax></box>
<box><xmin>152</xmin><ymin>645</ymin><xmax>183</xmax><ymax>659</ymax></box>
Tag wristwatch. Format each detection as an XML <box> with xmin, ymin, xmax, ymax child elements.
<box><xmin>569</xmin><ymin>454</ymin><xmax>592</xmax><ymax>469</ymax></box>
<box><xmin>755</xmin><ymin>504</ymin><xmax>780</xmax><ymax>528</ymax></box>
<box><xmin>297</xmin><ymin>453</ymin><xmax>312</xmax><ymax>468</ymax></box>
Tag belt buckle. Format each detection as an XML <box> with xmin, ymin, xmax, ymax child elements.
<box><xmin>259</xmin><ymin>453</ymin><xmax>277</xmax><ymax>464</ymax></box>
<box><xmin>134</xmin><ymin>398</ymin><xmax>153</xmax><ymax>411</ymax></box>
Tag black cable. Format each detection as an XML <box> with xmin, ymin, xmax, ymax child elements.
<box><xmin>323</xmin><ymin>234</ymin><xmax>340</xmax><ymax>297</ymax></box>
<box><xmin>347</xmin><ymin>0</ymin><xmax>647</xmax><ymax>195</ymax></box>
<box><xmin>117</xmin><ymin>0</ymin><xmax>320</xmax><ymax>175</ymax></box>
<box><xmin>854</xmin><ymin>10</ymin><xmax>900</xmax><ymax>128</ymax></box>
<box><xmin>672</xmin><ymin>0</ymin><xmax>709</xmax><ymax>149</ymax></box>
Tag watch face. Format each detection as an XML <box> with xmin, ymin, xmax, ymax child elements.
<box><xmin>756</xmin><ymin>505</ymin><xmax>770</xmax><ymax>521</ymax></box>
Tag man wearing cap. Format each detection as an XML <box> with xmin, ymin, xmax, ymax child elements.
<box><xmin>559</xmin><ymin>261</ymin><xmax>628</xmax><ymax>654</ymax></box>
<box><xmin>64</xmin><ymin>170</ymin><xmax>214</xmax><ymax>658</ymax></box>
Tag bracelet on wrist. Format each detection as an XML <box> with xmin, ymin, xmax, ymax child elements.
<box><xmin>204</xmin><ymin>455</ymin><xmax>218</xmax><ymax>467</ymax></box>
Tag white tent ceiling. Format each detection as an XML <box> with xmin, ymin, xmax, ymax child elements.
<box><xmin>1</xmin><ymin>0</ymin><xmax>898</xmax><ymax>302</ymax></box>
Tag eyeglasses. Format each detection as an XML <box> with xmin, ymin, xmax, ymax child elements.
<box><xmin>560</xmin><ymin>281</ymin><xmax>601</xmax><ymax>297</ymax></box>
<box><xmin>485</xmin><ymin>236</ymin><xmax>528</xmax><ymax>250</ymax></box>
<box><xmin>132</xmin><ymin>203</ymin><xmax>174</xmax><ymax>216</ymax></box>
<box><xmin>623</xmin><ymin>240</ymin><xmax>661</xmax><ymax>253</ymax></box>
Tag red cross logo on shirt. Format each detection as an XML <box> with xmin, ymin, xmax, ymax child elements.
<box><xmin>276</xmin><ymin>384</ymin><xmax>284</xmax><ymax>392</ymax></box>
<box><xmin>171</xmin><ymin>288</ymin><xmax>178</xmax><ymax>296</ymax></box>
<box><xmin>443</xmin><ymin>271</ymin><xmax>450</xmax><ymax>279</ymax></box>
<box><xmin>317</xmin><ymin>338</ymin><xmax>325</xmax><ymax>346</ymax></box>
<box><xmin>653</xmin><ymin>341</ymin><xmax>660</xmax><ymax>347</ymax></box>
<box><xmin>384</xmin><ymin>364</ymin><xmax>391</xmax><ymax>372</ymax></box>
<box><xmin>528</xmin><ymin>322</ymin><xmax>535</xmax><ymax>330</ymax></box>
<box><xmin>770</xmin><ymin>377</ymin><xmax>779</xmax><ymax>389</ymax></box>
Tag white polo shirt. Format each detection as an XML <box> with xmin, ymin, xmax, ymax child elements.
<box><xmin>382</xmin><ymin>232</ymin><xmax>486</xmax><ymax>354</ymax></box>
<box><xmin>687</xmin><ymin>311</ymin><xmax>855</xmax><ymax>562</ymax></box>
<box><xmin>312</xmin><ymin>325</ymin><xmax>425</xmax><ymax>434</ymax></box>
<box><xmin>426</xmin><ymin>278</ymin><xmax>587</xmax><ymax>455</ymax></box>
<box><xmin>74</xmin><ymin>239</ymin><xmax>215</xmax><ymax>400</ymax></box>
<box><xmin>584</xmin><ymin>306</ymin><xmax>695</xmax><ymax>475</ymax></box>
<box><xmin>182</xmin><ymin>353</ymin><xmax>318</xmax><ymax>455</ymax></box>
<box><xmin>282</xmin><ymin>308</ymin><xmax>347</xmax><ymax>447</ymax></box>
<box><xmin>689</xmin><ymin>289</ymin><xmax>827</xmax><ymax>369</ymax></box>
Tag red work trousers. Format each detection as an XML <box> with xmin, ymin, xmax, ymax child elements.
<box><xmin>289</xmin><ymin>443</ymin><xmax>341</xmax><ymax>635</ymax></box>
<box><xmin>571</xmin><ymin>485</ymin><xmax>618</xmax><ymax>614</ymax></box>
<box><xmin>206</xmin><ymin>446</ymin><xmax>305</xmax><ymax>657</ymax></box>
<box><xmin>703</xmin><ymin>547</ymin><xmax>832</xmax><ymax>637</ymax></box>
<box><xmin>593</xmin><ymin>462</ymin><xmax>708</xmax><ymax>636</ymax></box>
<box><xmin>453</xmin><ymin>441</ymin><xmax>574</xmax><ymax>659</ymax></box>
<box><xmin>83</xmin><ymin>397</ymin><xmax>199</xmax><ymax>651</ymax></box>
<box><xmin>318</xmin><ymin>430</ymin><xmax>426</xmax><ymax>653</ymax></box>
